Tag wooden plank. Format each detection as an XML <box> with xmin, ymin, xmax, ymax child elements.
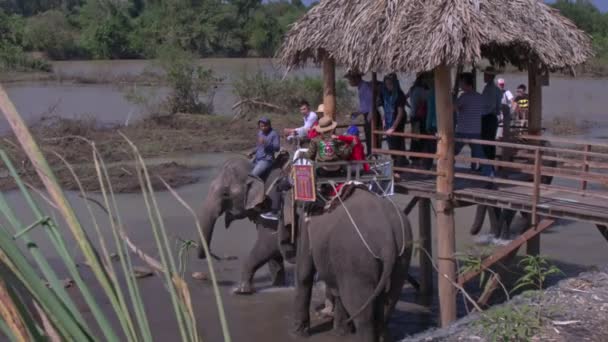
<box><xmin>458</xmin><ymin>219</ymin><xmax>555</xmax><ymax>285</ymax></box>
<box><xmin>532</xmin><ymin>149</ymin><xmax>542</xmax><ymax>226</ymax></box>
<box><xmin>322</xmin><ymin>54</ymin><xmax>336</xmax><ymax>120</ymax></box>
<box><xmin>394</xmin><ymin>166</ymin><xmax>439</xmax><ymax>177</ymax></box>
<box><xmin>521</xmin><ymin>134</ymin><xmax>608</xmax><ymax>150</ymax></box>
<box><xmin>419</xmin><ymin>198</ymin><xmax>433</xmax><ymax>296</ymax></box>
<box><xmin>434</xmin><ymin>64</ymin><xmax>457</xmax><ymax>327</ymax></box>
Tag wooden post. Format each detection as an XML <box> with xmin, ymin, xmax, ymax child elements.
<box><xmin>371</xmin><ymin>72</ymin><xmax>378</xmax><ymax>149</ymax></box>
<box><xmin>419</xmin><ymin>198</ymin><xmax>433</xmax><ymax>296</ymax></box>
<box><xmin>434</xmin><ymin>65</ymin><xmax>457</xmax><ymax>326</ymax></box>
<box><xmin>527</xmin><ymin>62</ymin><xmax>542</xmax><ymax>135</ymax></box>
<box><xmin>322</xmin><ymin>53</ymin><xmax>336</xmax><ymax>120</ymax></box>
<box><xmin>581</xmin><ymin>144</ymin><xmax>590</xmax><ymax>191</ymax></box>
<box><xmin>527</xmin><ymin>62</ymin><xmax>542</xmax><ymax>255</ymax></box>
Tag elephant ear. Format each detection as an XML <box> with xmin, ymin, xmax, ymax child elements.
<box><xmin>245</xmin><ymin>176</ymin><xmax>265</xmax><ymax>210</ymax></box>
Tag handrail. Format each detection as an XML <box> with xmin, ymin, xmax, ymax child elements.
<box><xmin>372</xmin><ymin>130</ymin><xmax>440</xmax><ymax>140</ymax></box>
<box><xmin>520</xmin><ymin>134</ymin><xmax>608</xmax><ymax>149</ymax></box>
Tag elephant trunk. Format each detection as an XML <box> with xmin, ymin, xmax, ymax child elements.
<box><xmin>198</xmin><ymin>196</ymin><xmax>223</xmax><ymax>259</ymax></box>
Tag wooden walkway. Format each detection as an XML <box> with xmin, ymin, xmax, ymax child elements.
<box><xmin>395</xmin><ymin>173</ymin><xmax>608</xmax><ymax>226</ymax></box>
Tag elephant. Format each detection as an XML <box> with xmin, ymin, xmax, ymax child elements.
<box><xmin>470</xmin><ymin>145</ymin><xmax>558</xmax><ymax>241</ymax></box>
<box><xmin>197</xmin><ymin>153</ymin><xmax>290</xmax><ymax>294</ymax></box>
<box><xmin>278</xmin><ymin>185</ymin><xmax>414</xmax><ymax>342</ymax></box>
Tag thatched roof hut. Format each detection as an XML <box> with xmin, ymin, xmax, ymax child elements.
<box><xmin>278</xmin><ymin>0</ymin><xmax>593</xmax><ymax>73</ymax></box>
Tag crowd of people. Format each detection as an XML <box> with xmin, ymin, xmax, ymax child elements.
<box><xmin>249</xmin><ymin>67</ymin><xmax>532</xmax><ymax>218</ymax></box>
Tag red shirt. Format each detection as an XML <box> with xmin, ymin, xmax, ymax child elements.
<box><xmin>336</xmin><ymin>135</ymin><xmax>370</xmax><ymax>171</ymax></box>
<box><xmin>307</xmin><ymin>122</ymin><xmax>320</xmax><ymax>139</ymax></box>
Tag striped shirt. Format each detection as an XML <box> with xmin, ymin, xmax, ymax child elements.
<box><xmin>456</xmin><ymin>91</ymin><xmax>485</xmax><ymax>135</ymax></box>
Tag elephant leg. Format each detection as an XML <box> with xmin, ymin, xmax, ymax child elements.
<box><xmin>291</xmin><ymin>242</ymin><xmax>315</xmax><ymax>337</ymax></box>
<box><xmin>235</xmin><ymin>228</ymin><xmax>281</xmax><ymax>295</ymax></box>
<box><xmin>331</xmin><ymin>296</ymin><xmax>351</xmax><ymax>336</ymax></box>
<box><xmin>499</xmin><ymin>209</ymin><xmax>517</xmax><ymax>240</ymax></box>
<box><xmin>470</xmin><ymin>205</ymin><xmax>487</xmax><ymax>235</ymax></box>
<box><xmin>340</xmin><ymin>279</ymin><xmax>376</xmax><ymax>342</ymax></box>
<box><xmin>488</xmin><ymin>207</ymin><xmax>502</xmax><ymax>238</ymax></box>
<box><xmin>267</xmin><ymin>254</ymin><xmax>285</xmax><ymax>287</ymax></box>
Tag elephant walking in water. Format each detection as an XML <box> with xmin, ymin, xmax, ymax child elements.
<box><xmin>197</xmin><ymin>155</ymin><xmax>289</xmax><ymax>294</ymax></box>
<box><xmin>279</xmin><ymin>186</ymin><xmax>414</xmax><ymax>342</ymax></box>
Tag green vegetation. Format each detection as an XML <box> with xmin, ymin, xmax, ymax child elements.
<box><xmin>233</xmin><ymin>71</ymin><xmax>355</xmax><ymax>117</ymax></box>
<box><xmin>551</xmin><ymin>0</ymin><xmax>608</xmax><ymax>72</ymax></box>
<box><xmin>0</xmin><ymin>0</ymin><xmax>310</xmax><ymax>67</ymax></box>
<box><xmin>0</xmin><ymin>90</ymin><xmax>229</xmax><ymax>340</ymax></box>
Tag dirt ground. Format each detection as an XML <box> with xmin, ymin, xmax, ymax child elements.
<box><xmin>403</xmin><ymin>267</ymin><xmax>608</xmax><ymax>341</ymax></box>
<box><xmin>0</xmin><ymin>113</ymin><xmax>301</xmax><ymax>192</ymax></box>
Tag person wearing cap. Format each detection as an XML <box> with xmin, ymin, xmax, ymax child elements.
<box><xmin>332</xmin><ymin>125</ymin><xmax>370</xmax><ymax>172</ymax></box>
<box><xmin>345</xmin><ymin>70</ymin><xmax>380</xmax><ymax>155</ymax></box>
<box><xmin>306</xmin><ymin>116</ymin><xmax>352</xmax><ymax>175</ymax></box>
<box><xmin>496</xmin><ymin>78</ymin><xmax>514</xmax><ymax>140</ymax></box>
<box><xmin>480</xmin><ymin>66</ymin><xmax>501</xmax><ymax>168</ymax></box>
<box><xmin>250</xmin><ymin>116</ymin><xmax>280</xmax><ymax>179</ymax></box>
<box><xmin>283</xmin><ymin>100</ymin><xmax>318</xmax><ymax>139</ymax></box>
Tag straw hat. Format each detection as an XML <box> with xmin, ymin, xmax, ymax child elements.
<box><xmin>316</xmin><ymin>104</ymin><xmax>325</xmax><ymax>113</ymax></box>
<box><xmin>315</xmin><ymin>116</ymin><xmax>337</xmax><ymax>133</ymax></box>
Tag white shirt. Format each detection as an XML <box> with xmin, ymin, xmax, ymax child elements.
<box><xmin>295</xmin><ymin>111</ymin><xmax>318</xmax><ymax>137</ymax></box>
<box><xmin>501</xmin><ymin>90</ymin><xmax>514</xmax><ymax>106</ymax></box>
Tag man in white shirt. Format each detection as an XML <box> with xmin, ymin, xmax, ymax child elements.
<box><xmin>283</xmin><ymin>100</ymin><xmax>318</xmax><ymax>138</ymax></box>
<box><xmin>496</xmin><ymin>78</ymin><xmax>514</xmax><ymax>140</ymax></box>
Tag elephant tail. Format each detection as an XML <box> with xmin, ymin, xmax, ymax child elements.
<box><xmin>345</xmin><ymin>247</ymin><xmax>396</xmax><ymax>324</ymax></box>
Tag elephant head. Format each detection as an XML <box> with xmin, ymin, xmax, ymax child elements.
<box><xmin>198</xmin><ymin>158</ymin><xmax>266</xmax><ymax>259</ymax></box>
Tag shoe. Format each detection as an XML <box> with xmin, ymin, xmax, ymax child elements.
<box><xmin>261</xmin><ymin>212</ymin><xmax>279</xmax><ymax>221</ymax></box>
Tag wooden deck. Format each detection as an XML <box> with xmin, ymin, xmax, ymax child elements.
<box><xmin>395</xmin><ymin>171</ymin><xmax>608</xmax><ymax>226</ymax></box>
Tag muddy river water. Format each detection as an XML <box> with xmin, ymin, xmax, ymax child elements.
<box><xmin>2</xmin><ymin>60</ymin><xmax>608</xmax><ymax>340</ymax></box>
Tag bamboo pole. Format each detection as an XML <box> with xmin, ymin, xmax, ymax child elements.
<box><xmin>434</xmin><ymin>65</ymin><xmax>456</xmax><ymax>326</ymax></box>
<box><xmin>371</xmin><ymin>72</ymin><xmax>378</xmax><ymax>150</ymax></box>
<box><xmin>527</xmin><ymin>62</ymin><xmax>542</xmax><ymax>255</ymax></box>
<box><xmin>418</xmin><ymin>198</ymin><xmax>433</xmax><ymax>296</ymax></box>
<box><xmin>322</xmin><ymin>53</ymin><xmax>336</xmax><ymax>120</ymax></box>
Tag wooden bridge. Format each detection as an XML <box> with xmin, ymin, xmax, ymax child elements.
<box><xmin>372</xmin><ymin>130</ymin><xmax>608</xmax><ymax>305</ymax></box>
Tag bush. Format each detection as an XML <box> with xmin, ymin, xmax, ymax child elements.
<box><xmin>233</xmin><ymin>71</ymin><xmax>355</xmax><ymax>116</ymax></box>
<box><xmin>23</xmin><ymin>10</ymin><xmax>82</xmax><ymax>60</ymax></box>
<box><xmin>78</xmin><ymin>1</ymin><xmax>134</xmax><ymax>59</ymax></box>
<box><xmin>157</xmin><ymin>45</ymin><xmax>219</xmax><ymax>114</ymax></box>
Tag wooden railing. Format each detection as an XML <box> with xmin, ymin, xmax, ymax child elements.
<box><xmin>372</xmin><ymin>130</ymin><xmax>608</xmax><ymax>220</ymax></box>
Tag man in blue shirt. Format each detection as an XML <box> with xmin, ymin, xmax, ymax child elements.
<box><xmin>250</xmin><ymin>117</ymin><xmax>280</xmax><ymax>179</ymax></box>
<box><xmin>345</xmin><ymin>71</ymin><xmax>379</xmax><ymax>156</ymax></box>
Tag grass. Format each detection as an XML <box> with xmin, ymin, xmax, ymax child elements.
<box><xmin>0</xmin><ymin>84</ymin><xmax>230</xmax><ymax>341</ymax></box>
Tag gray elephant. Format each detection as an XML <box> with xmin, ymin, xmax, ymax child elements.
<box><xmin>197</xmin><ymin>154</ymin><xmax>289</xmax><ymax>294</ymax></box>
<box><xmin>279</xmin><ymin>185</ymin><xmax>413</xmax><ymax>342</ymax></box>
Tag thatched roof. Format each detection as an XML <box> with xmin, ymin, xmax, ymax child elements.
<box><xmin>278</xmin><ymin>0</ymin><xmax>593</xmax><ymax>73</ymax></box>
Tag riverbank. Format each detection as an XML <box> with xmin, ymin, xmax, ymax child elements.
<box><xmin>403</xmin><ymin>266</ymin><xmax>608</xmax><ymax>341</ymax></box>
<box><xmin>0</xmin><ymin>113</ymin><xmax>301</xmax><ymax>193</ymax></box>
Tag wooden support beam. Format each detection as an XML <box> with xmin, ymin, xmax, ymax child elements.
<box><xmin>434</xmin><ymin>64</ymin><xmax>457</xmax><ymax>327</ymax></box>
<box><xmin>477</xmin><ymin>274</ymin><xmax>500</xmax><ymax>308</ymax></box>
<box><xmin>322</xmin><ymin>53</ymin><xmax>336</xmax><ymax>120</ymax></box>
<box><xmin>403</xmin><ymin>197</ymin><xmax>420</xmax><ymax>215</ymax></box>
<box><xmin>526</xmin><ymin>62</ymin><xmax>543</xmax><ymax>255</ymax></box>
<box><xmin>419</xmin><ymin>198</ymin><xmax>433</xmax><ymax>296</ymax></box>
<box><xmin>528</xmin><ymin>62</ymin><xmax>542</xmax><ymax>135</ymax></box>
<box><xmin>597</xmin><ymin>224</ymin><xmax>608</xmax><ymax>242</ymax></box>
<box><xmin>371</xmin><ymin>72</ymin><xmax>378</xmax><ymax>150</ymax></box>
<box><xmin>458</xmin><ymin>219</ymin><xmax>555</xmax><ymax>285</ymax></box>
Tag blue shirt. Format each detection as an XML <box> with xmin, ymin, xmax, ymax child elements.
<box><xmin>255</xmin><ymin>129</ymin><xmax>280</xmax><ymax>162</ymax></box>
<box><xmin>358</xmin><ymin>81</ymin><xmax>373</xmax><ymax>115</ymax></box>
